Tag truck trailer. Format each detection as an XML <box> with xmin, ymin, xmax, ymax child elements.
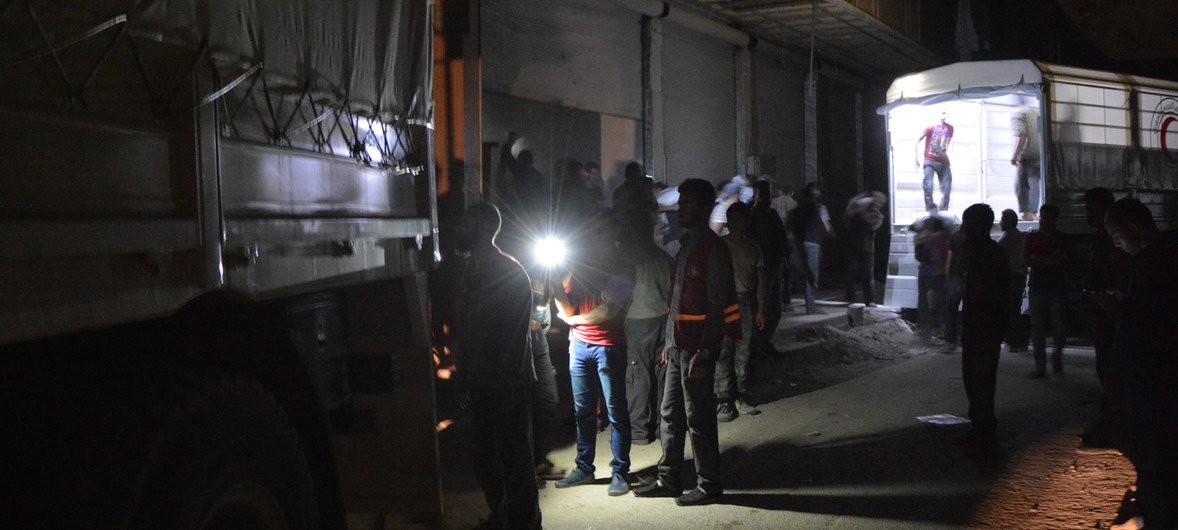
<box><xmin>0</xmin><ymin>1</ymin><xmax>440</xmax><ymax>528</ymax></box>
<box><xmin>882</xmin><ymin>60</ymin><xmax>1178</xmax><ymax>309</ymax></box>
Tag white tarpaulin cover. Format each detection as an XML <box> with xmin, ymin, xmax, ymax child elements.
<box><xmin>885</xmin><ymin>60</ymin><xmax>1044</xmax><ymax>109</ymax></box>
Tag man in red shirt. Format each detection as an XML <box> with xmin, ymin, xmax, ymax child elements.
<box><xmin>552</xmin><ymin>211</ymin><xmax>635</xmax><ymax>496</ymax></box>
<box><xmin>915</xmin><ymin>111</ymin><xmax>954</xmax><ymax>212</ymax></box>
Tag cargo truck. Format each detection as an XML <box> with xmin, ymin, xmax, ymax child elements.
<box><xmin>0</xmin><ymin>1</ymin><xmax>440</xmax><ymax>528</ymax></box>
<box><xmin>882</xmin><ymin>60</ymin><xmax>1178</xmax><ymax>308</ymax></box>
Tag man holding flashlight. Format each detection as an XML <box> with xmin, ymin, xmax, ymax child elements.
<box><xmin>633</xmin><ymin>179</ymin><xmax>739</xmax><ymax>506</ymax></box>
<box><xmin>552</xmin><ymin>211</ymin><xmax>635</xmax><ymax>496</ymax></box>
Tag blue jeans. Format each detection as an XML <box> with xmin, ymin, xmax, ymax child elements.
<box><xmin>802</xmin><ymin>242</ymin><xmax>822</xmax><ymax>311</ymax></box>
<box><xmin>1029</xmin><ymin>286</ymin><xmax>1068</xmax><ymax>374</ymax></box>
<box><xmin>569</xmin><ymin>338</ymin><xmax>631</xmax><ymax>475</ymax></box>
<box><xmin>922</xmin><ymin>159</ymin><xmax>952</xmax><ymax>211</ymax></box>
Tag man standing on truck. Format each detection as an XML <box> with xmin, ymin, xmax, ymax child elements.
<box><xmin>456</xmin><ymin>202</ymin><xmax>542</xmax><ymax>529</ymax></box>
<box><xmin>1010</xmin><ymin>98</ymin><xmax>1041</xmax><ymax>221</ymax></box>
<box><xmin>916</xmin><ymin>111</ymin><xmax>954</xmax><ymax>212</ymax></box>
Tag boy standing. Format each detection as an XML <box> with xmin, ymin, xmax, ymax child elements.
<box><xmin>715</xmin><ymin>201</ymin><xmax>764</xmax><ymax>421</ymax></box>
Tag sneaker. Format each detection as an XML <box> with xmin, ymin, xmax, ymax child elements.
<box><xmin>607</xmin><ymin>473</ymin><xmax>630</xmax><ymax>496</ymax></box>
<box><xmin>805</xmin><ymin>307</ymin><xmax>826</xmax><ymax>315</ymax></box>
<box><xmin>735</xmin><ymin>400</ymin><xmax>760</xmax><ymax>416</ymax></box>
<box><xmin>632</xmin><ymin>477</ymin><xmax>682</xmax><ymax>497</ymax></box>
<box><xmin>675</xmin><ymin>487</ymin><xmax>722</xmax><ymax>506</ymax></box>
<box><xmin>1027</xmin><ymin>371</ymin><xmax>1047</xmax><ymax>379</ymax></box>
<box><xmin>716</xmin><ymin>402</ymin><xmax>738</xmax><ymax>422</ymax></box>
<box><xmin>535</xmin><ymin>461</ymin><xmax>568</xmax><ymax>481</ymax></box>
<box><xmin>554</xmin><ymin>468</ymin><xmax>594</xmax><ymax>489</ymax></box>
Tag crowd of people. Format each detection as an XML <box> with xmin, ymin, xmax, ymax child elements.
<box><xmin>452</xmin><ymin>136</ymin><xmax>1176</xmax><ymax>528</ymax></box>
<box><xmin>452</xmin><ymin>132</ymin><xmax>897</xmax><ymax>525</ymax></box>
<box><xmin>909</xmin><ymin>189</ymin><xmax>1177</xmax><ymax>528</ymax></box>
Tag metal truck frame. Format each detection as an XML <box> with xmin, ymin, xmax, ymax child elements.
<box><xmin>0</xmin><ymin>1</ymin><xmax>440</xmax><ymax>528</ymax></box>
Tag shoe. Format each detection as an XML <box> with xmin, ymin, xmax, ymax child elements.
<box><xmin>632</xmin><ymin>477</ymin><xmax>682</xmax><ymax>497</ymax></box>
<box><xmin>554</xmin><ymin>468</ymin><xmax>594</xmax><ymax>488</ymax></box>
<box><xmin>675</xmin><ymin>487</ymin><xmax>722</xmax><ymax>506</ymax></box>
<box><xmin>607</xmin><ymin>473</ymin><xmax>630</xmax><ymax>496</ymax></box>
<box><xmin>735</xmin><ymin>400</ymin><xmax>760</xmax><ymax>416</ymax></box>
<box><xmin>536</xmin><ymin>461</ymin><xmax>568</xmax><ymax>481</ymax></box>
<box><xmin>806</xmin><ymin>307</ymin><xmax>826</xmax><ymax>315</ymax></box>
<box><xmin>631</xmin><ymin>436</ymin><xmax>656</xmax><ymax>446</ymax></box>
<box><xmin>782</xmin><ymin>304</ymin><xmax>795</xmax><ymax>313</ymax></box>
<box><xmin>1027</xmin><ymin>371</ymin><xmax>1047</xmax><ymax>379</ymax></box>
<box><xmin>1020</xmin><ymin>212</ymin><xmax>1037</xmax><ymax>222</ymax></box>
<box><xmin>717</xmin><ymin>402</ymin><xmax>738</xmax><ymax>422</ymax></box>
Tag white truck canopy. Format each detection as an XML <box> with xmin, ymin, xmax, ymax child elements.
<box><xmin>885</xmin><ymin>60</ymin><xmax>1178</xmax><ymax>112</ymax></box>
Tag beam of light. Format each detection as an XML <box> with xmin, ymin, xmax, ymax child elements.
<box><xmin>533</xmin><ymin>237</ymin><xmax>567</xmax><ymax>268</ymax></box>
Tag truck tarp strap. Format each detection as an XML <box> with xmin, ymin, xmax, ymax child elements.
<box><xmin>2</xmin><ymin>14</ymin><xmax>128</xmax><ymax>69</ymax></box>
<box><xmin>197</xmin><ymin>62</ymin><xmax>263</xmax><ymax>107</ymax></box>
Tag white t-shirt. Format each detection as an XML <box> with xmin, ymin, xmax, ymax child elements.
<box><xmin>1011</xmin><ymin>106</ymin><xmax>1040</xmax><ymax>161</ymax></box>
<box><xmin>771</xmin><ymin>194</ymin><xmax>798</xmax><ymax>224</ymax></box>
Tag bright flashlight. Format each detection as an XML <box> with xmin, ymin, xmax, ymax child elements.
<box><xmin>534</xmin><ymin>237</ymin><xmax>567</xmax><ymax>268</ymax></box>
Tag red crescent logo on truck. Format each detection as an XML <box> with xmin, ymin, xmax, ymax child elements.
<box><xmin>1162</xmin><ymin>115</ymin><xmax>1177</xmax><ymax>162</ymax></box>
<box><xmin>1152</xmin><ymin>98</ymin><xmax>1178</xmax><ymax>166</ymax></box>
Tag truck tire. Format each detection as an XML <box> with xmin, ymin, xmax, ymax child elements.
<box><xmin>125</xmin><ymin>375</ymin><xmax>318</xmax><ymax>530</ymax></box>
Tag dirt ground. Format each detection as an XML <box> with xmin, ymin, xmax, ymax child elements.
<box><xmin>411</xmin><ymin>310</ymin><xmax>1137</xmax><ymax>529</ymax></box>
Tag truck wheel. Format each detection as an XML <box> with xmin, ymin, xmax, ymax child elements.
<box><xmin>127</xmin><ymin>375</ymin><xmax>318</xmax><ymax>530</ymax></box>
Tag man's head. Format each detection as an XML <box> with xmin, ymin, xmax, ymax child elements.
<box><xmin>677</xmin><ymin>179</ymin><xmax>717</xmax><ymax>230</ymax></box>
<box><xmin>458</xmin><ymin>202</ymin><xmax>502</xmax><ymax>252</ymax></box>
<box><xmin>624</xmin><ymin>161</ymin><xmax>645</xmax><ymax>181</ymax></box>
<box><xmin>565</xmin><ymin>159</ymin><xmax>583</xmax><ymax>179</ymax></box>
<box><xmin>518</xmin><ymin>150</ymin><xmax>534</xmax><ymax>167</ymax></box>
<box><xmin>1083</xmin><ymin>187</ymin><xmax>1115</xmax><ymax>228</ymax></box>
<box><xmin>586</xmin><ymin>208</ymin><xmax>618</xmax><ymax>255</ymax></box>
<box><xmin>1104</xmin><ymin>198</ymin><xmax>1157</xmax><ymax>256</ymax></box>
<box><xmin>618</xmin><ymin>208</ymin><xmax>655</xmax><ymax>246</ymax></box>
<box><xmin>1039</xmin><ymin>203</ymin><xmax>1060</xmax><ymax>231</ymax></box>
<box><xmin>939</xmin><ymin>111</ymin><xmax>948</xmax><ymax>124</ymax></box>
<box><xmin>1000</xmin><ymin>209</ymin><xmax>1019</xmax><ymax>231</ymax></box>
<box><xmin>753</xmin><ymin>180</ymin><xmax>772</xmax><ymax>208</ymax></box>
<box><xmin>726</xmin><ymin>201</ymin><xmax>751</xmax><ymax>236</ymax></box>
<box><xmin>962</xmin><ymin>203</ymin><xmax>995</xmax><ymax>239</ymax></box>
<box><xmin>804</xmin><ymin>182</ymin><xmax>822</xmax><ymax>200</ymax></box>
<box><xmin>923</xmin><ymin>214</ymin><xmax>946</xmax><ymax>233</ymax></box>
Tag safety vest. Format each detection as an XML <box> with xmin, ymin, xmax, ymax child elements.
<box><xmin>672</xmin><ymin>231</ymin><xmax>741</xmax><ymax>353</ymax></box>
